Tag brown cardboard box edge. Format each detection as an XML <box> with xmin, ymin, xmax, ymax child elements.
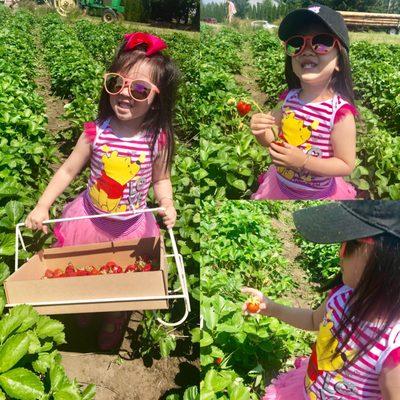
<box><xmin>4</xmin><ymin>236</ymin><xmax>169</xmax><ymax>315</ymax></box>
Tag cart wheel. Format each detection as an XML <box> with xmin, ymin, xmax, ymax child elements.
<box><xmin>103</xmin><ymin>8</ymin><xmax>117</xmax><ymax>23</ymax></box>
<box><xmin>54</xmin><ymin>0</ymin><xmax>76</xmax><ymax>16</ymax></box>
<box><xmin>388</xmin><ymin>27</ymin><xmax>399</xmax><ymax>35</ymax></box>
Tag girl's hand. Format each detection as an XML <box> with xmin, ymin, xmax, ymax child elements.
<box><xmin>158</xmin><ymin>204</ymin><xmax>177</xmax><ymax>229</ymax></box>
<box><xmin>25</xmin><ymin>204</ymin><xmax>50</xmax><ymax>234</ymax></box>
<box><xmin>241</xmin><ymin>287</ymin><xmax>270</xmax><ymax>316</ymax></box>
<box><xmin>250</xmin><ymin>112</ymin><xmax>277</xmax><ymax>137</ymax></box>
<box><xmin>269</xmin><ymin>141</ymin><xmax>308</xmax><ymax>170</ymax></box>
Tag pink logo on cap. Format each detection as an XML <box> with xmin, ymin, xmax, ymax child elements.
<box><xmin>308</xmin><ymin>6</ymin><xmax>320</xmax><ymax>13</ymax></box>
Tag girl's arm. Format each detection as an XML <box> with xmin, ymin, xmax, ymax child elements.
<box><xmin>269</xmin><ymin>112</ymin><xmax>356</xmax><ymax>176</ymax></box>
<box><xmin>152</xmin><ymin>149</ymin><xmax>176</xmax><ymax>229</ymax></box>
<box><xmin>380</xmin><ymin>364</ymin><xmax>400</xmax><ymax>399</ymax></box>
<box><xmin>25</xmin><ymin>133</ymin><xmax>91</xmax><ymax>232</ymax></box>
<box><xmin>267</xmin><ymin>298</ymin><xmax>327</xmax><ymax>331</ymax></box>
<box><xmin>241</xmin><ymin>287</ymin><xmax>326</xmax><ymax>331</ymax></box>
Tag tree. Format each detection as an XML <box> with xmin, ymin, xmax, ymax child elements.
<box><xmin>234</xmin><ymin>0</ymin><xmax>250</xmax><ymax>18</ymax></box>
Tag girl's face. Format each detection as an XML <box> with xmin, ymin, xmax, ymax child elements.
<box><xmin>109</xmin><ymin>60</ymin><xmax>157</xmax><ymax>122</ymax></box>
<box><xmin>291</xmin><ymin>24</ymin><xmax>340</xmax><ymax>88</ymax></box>
<box><xmin>340</xmin><ymin>242</ymin><xmax>373</xmax><ymax>288</ymax></box>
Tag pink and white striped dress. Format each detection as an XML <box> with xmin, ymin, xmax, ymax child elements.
<box><xmin>83</xmin><ymin>119</ymin><xmax>165</xmax><ymax>218</ymax></box>
<box><xmin>276</xmin><ymin>89</ymin><xmax>355</xmax><ymax>198</ymax></box>
<box><xmin>53</xmin><ymin>119</ymin><xmax>165</xmax><ymax>246</ymax></box>
<box><xmin>304</xmin><ymin>285</ymin><xmax>400</xmax><ymax>399</ymax></box>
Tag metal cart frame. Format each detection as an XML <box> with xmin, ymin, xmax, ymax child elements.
<box><xmin>8</xmin><ymin>208</ymin><xmax>191</xmax><ymax>327</ymax></box>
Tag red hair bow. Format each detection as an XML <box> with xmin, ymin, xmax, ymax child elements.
<box><xmin>124</xmin><ymin>32</ymin><xmax>167</xmax><ymax>56</ymax></box>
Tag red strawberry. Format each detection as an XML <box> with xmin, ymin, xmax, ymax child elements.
<box><xmin>125</xmin><ymin>264</ymin><xmax>138</xmax><ymax>273</ymax></box>
<box><xmin>65</xmin><ymin>263</ymin><xmax>75</xmax><ymax>274</ymax></box>
<box><xmin>111</xmin><ymin>265</ymin><xmax>123</xmax><ymax>274</ymax></box>
<box><xmin>53</xmin><ymin>269</ymin><xmax>63</xmax><ymax>278</ymax></box>
<box><xmin>106</xmin><ymin>261</ymin><xmax>117</xmax><ymax>268</ymax></box>
<box><xmin>44</xmin><ymin>269</ymin><xmax>54</xmax><ymax>279</ymax></box>
<box><xmin>236</xmin><ymin>101</ymin><xmax>251</xmax><ymax>117</ymax></box>
<box><xmin>215</xmin><ymin>357</ymin><xmax>223</xmax><ymax>365</ymax></box>
<box><xmin>143</xmin><ymin>264</ymin><xmax>152</xmax><ymax>272</ymax></box>
<box><xmin>76</xmin><ymin>269</ymin><xmax>88</xmax><ymax>277</ymax></box>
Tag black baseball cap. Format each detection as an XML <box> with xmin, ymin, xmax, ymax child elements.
<box><xmin>293</xmin><ymin>201</ymin><xmax>400</xmax><ymax>244</ymax></box>
<box><xmin>278</xmin><ymin>4</ymin><xmax>350</xmax><ymax>51</ymax></box>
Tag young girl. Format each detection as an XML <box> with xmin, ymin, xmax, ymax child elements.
<box><xmin>242</xmin><ymin>201</ymin><xmax>400</xmax><ymax>399</ymax></box>
<box><xmin>250</xmin><ymin>4</ymin><xmax>357</xmax><ymax>200</ymax></box>
<box><xmin>25</xmin><ymin>32</ymin><xmax>179</xmax><ymax>350</ymax></box>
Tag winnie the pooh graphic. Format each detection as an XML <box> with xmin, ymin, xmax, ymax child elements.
<box><xmin>306</xmin><ymin>311</ymin><xmax>356</xmax><ymax>398</ymax></box>
<box><xmin>89</xmin><ymin>145</ymin><xmax>146</xmax><ymax>212</ymax></box>
<box><xmin>277</xmin><ymin>108</ymin><xmax>320</xmax><ymax>181</ymax></box>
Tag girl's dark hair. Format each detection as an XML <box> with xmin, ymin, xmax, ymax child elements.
<box><xmin>284</xmin><ymin>42</ymin><xmax>356</xmax><ymax>107</ymax></box>
<box><xmin>325</xmin><ymin>234</ymin><xmax>400</xmax><ymax>371</ymax></box>
<box><xmin>97</xmin><ymin>42</ymin><xmax>180</xmax><ymax>171</ymax></box>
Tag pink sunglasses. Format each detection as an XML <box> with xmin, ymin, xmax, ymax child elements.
<box><xmin>284</xmin><ymin>33</ymin><xmax>340</xmax><ymax>57</ymax></box>
<box><xmin>103</xmin><ymin>73</ymin><xmax>159</xmax><ymax>101</ymax></box>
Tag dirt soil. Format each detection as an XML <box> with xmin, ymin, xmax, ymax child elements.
<box><xmin>57</xmin><ymin>312</ymin><xmax>199</xmax><ymax>400</ymax></box>
<box><xmin>271</xmin><ymin>209</ymin><xmax>316</xmax><ymax>308</ymax></box>
<box><xmin>234</xmin><ymin>47</ymin><xmax>268</xmax><ymax>109</ymax></box>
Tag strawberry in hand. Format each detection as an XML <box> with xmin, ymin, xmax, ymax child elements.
<box><xmin>241</xmin><ymin>287</ymin><xmax>269</xmax><ymax>315</ymax></box>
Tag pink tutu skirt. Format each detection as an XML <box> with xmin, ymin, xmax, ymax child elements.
<box><xmin>251</xmin><ymin>166</ymin><xmax>357</xmax><ymax>200</ymax></box>
<box><xmin>53</xmin><ymin>192</ymin><xmax>159</xmax><ymax>247</ymax></box>
<box><xmin>263</xmin><ymin>357</ymin><xmax>308</xmax><ymax>400</ymax></box>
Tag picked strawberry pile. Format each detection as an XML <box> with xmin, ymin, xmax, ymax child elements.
<box><xmin>43</xmin><ymin>257</ymin><xmax>154</xmax><ymax>279</ymax></box>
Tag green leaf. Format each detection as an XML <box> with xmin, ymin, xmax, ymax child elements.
<box><xmin>32</xmin><ymin>350</ymin><xmax>61</xmax><ymax>375</ymax></box>
<box><xmin>5</xmin><ymin>201</ymin><xmax>24</xmax><ymax>225</ymax></box>
<box><xmin>202</xmin><ymin>306</ymin><xmax>218</xmax><ymax>331</ymax></box>
<box><xmin>228</xmin><ymin>383</ymin><xmax>251</xmax><ymax>400</ymax></box>
<box><xmin>190</xmin><ymin>327</ymin><xmax>201</xmax><ymax>343</ymax></box>
<box><xmin>0</xmin><ymin>368</ymin><xmax>44</xmax><ymax>400</ymax></box>
<box><xmin>0</xmin><ymin>264</ymin><xmax>10</xmax><ymax>285</ymax></box>
<box><xmin>53</xmin><ymin>380</ymin><xmax>82</xmax><ymax>400</ymax></box>
<box><xmin>81</xmin><ymin>384</ymin><xmax>96</xmax><ymax>400</ymax></box>
<box><xmin>357</xmin><ymin>179</ymin><xmax>370</xmax><ymax>191</ymax></box>
<box><xmin>50</xmin><ymin>362</ymin><xmax>67</xmax><ymax>392</ymax></box>
<box><xmin>35</xmin><ymin>316</ymin><xmax>65</xmax><ymax>345</ymax></box>
<box><xmin>200</xmin><ymin>331</ymin><xmax>213</xmax><ymax>347</ymax></box>
<box><xmin>0</xmin><ymin>332</ymin><xmax>31</xmax><ymax>373</ymax></box>
<box><xmin>183</xmin><ymin>385</ymin><xmax>199</xmax><ymax>400</ymax></box>
<box><xmin>0</xmin><ymin>305</ymin><xmax>37</xmax><ymax>344</ymax></box>
<box><xmin>0</xmin><ymin>233</ymin><xmax>14</xmax><ymax>256</ymax></box>
<box><xmin>159</xmin><ymin>335</ymin><xmax>176</xmax><ymax>358</ymax></box>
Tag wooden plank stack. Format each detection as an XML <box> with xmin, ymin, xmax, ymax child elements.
<box><xmin>339</xmin><ymin>11</ymin><xmax>400</xmax><ymax>28</ymax></box>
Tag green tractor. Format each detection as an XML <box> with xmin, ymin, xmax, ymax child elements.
<box><xmin>49</xmin><ymin>0</ymin><xmax>125</xmax><ymax>22</ymax></box>
<box><xmin>80</xmin><ymin>0</ymin><xmax>125</xmax><ymax>23</ymax></box>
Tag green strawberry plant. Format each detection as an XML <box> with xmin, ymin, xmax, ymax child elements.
<box><xmin>200</xmin><ymin>201</ymin><xmax>314</xmax><ymax>399</ymax></box>
<box><xmin>0</xmin><ymin>303</ymin><xmax>95</xmax><ymax>399</ymax></box>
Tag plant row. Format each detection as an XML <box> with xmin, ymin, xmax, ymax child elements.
<box><xmin>200</xmin><ymin>26</ymin><xmax>269</xmax><ymax>200</ymax></box>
